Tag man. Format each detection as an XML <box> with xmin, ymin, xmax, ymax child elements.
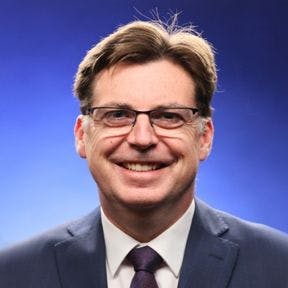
<box><xmin>0</xmin><ymin>20</ymin><xmax>288</xmax><ymax>288</ymax></box>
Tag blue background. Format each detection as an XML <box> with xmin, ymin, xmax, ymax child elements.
<box><xmin>0</xmin><ymin>0</ymin><xmax>287</xmax><ymax>248</ymax></box>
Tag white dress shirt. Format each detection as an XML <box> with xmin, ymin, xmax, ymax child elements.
<box><xmin>101</xmin><ymin>200</ymin><xmax>195</xmax><ymax>288</ymax></box>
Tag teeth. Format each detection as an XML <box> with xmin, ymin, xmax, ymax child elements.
<box><xmin>123</xmin><ymin>163</ymin><xmax>160</xmax><ymax>172</ymax></box>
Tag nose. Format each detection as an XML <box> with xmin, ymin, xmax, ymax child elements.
<box><xmin>126</xmin><ymin>114</ymin><xmax>159</xmax><ymax>151</ymax></box>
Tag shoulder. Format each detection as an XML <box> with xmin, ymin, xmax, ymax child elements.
<box><xmin>193</xmin><ymin>198</ymin><xmax>288</xmax><ymax>286</ymax></box>
<box><xmin>0</xmin><ymin>222</ymin><xmax>70</xmax><ymax>262</ymax></box>
<box><xmin>218</xmin><ymin>206</ymin><xmax>288</xmax><ymax>251</ymax></box>
<box><xmin>0</xmin><ymin>209</ymin><xmax>100</xmax><ymax>287</ymax></box>
<box><xmin>195</xmin><ymin>198</ymin><xmax>288</xmax><ymax>259</ymax></box>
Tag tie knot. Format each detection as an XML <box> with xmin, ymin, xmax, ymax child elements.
<box><xmin>127</xmin><ymin>246</ymin><xmax>163</xmax><ymax>273</ymax></box>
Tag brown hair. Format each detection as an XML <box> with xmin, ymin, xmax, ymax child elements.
<box><xmin>74</xmin><ymin>20</ymin><xmax>217</xmax><ymax>117</ymax></box>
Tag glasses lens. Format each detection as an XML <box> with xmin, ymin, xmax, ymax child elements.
<box><xmin>91</xmin><ymin>108</ymin><xmax>133</xmax><ymax>137</ymax></box>
<box><xmin>151</xmin><ymin>108</ymin><xmax>195</xmax><ymax>128</ymax></box>
<box><xmin>90</xmin><ymin>107</ymin><xmax>198</xmax><ymax>137</ymax></box>
<box><xmin>92</xmin><ymin>108</ymin><xmax>135</xmax><ymax>127</ymax></box>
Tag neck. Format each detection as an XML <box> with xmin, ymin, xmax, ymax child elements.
<box><xmin>101</xmin><ymin>193</ymin><xmax>193</xmax><ymax>242</ymax></box>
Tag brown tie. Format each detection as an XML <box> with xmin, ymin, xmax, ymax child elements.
<box><xmin>127</xmin><ymin>246</ymin><xmax>163</xmax><ymax>288</ymax></box>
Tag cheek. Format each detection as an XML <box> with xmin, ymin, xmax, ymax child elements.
<box><xmin>84</xmin><ymin>131</ymin><xmax>125</xmax><ymax>160</ymax></box>
<box><xmin>162</xmin><ymin>128</ymin><xmax>200</xmax><ymax>157</ymax></box>
<box><xmin>83</xmin><ymin>133</ymin><xmax>98</xmax><ymax>158</ymax></box>
<box><xmin>182</xmin><ymin>127</ymin><xmax>204</xmax><ymax>159</ymax></box>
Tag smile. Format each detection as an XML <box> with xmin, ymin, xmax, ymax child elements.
<box><xmin>120</xmin><ymin>163</ymin><xmax>166</xmax><ymax>172</ymax></box>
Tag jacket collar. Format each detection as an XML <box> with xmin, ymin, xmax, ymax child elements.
<box><xmin>53</xmin><ymin>199</ymin><xmax>239</xmax><ymax>288</ymax></box>
<box><xmin>54</xmin><ymin>209</ymin><xmax>107</xmax><ymax>288</ymax></box>
<box><xmin>178</xmin><ymin>198</ymin><xmax>239</xmax><ymax>288</ymax></box>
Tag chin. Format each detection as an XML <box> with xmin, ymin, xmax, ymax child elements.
<box><xmin>123</xmin><ymin>200</ymin><xmax>165</xmax><ymax>212</ymax></box>
<box><xmin>115</xmin><ymin>190</ymin><xmax>174</xmax><ymax>210</ymax></box>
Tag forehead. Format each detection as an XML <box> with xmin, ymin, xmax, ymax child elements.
<box><xmin>91</xmin><ymin>59</ymin><xmax>196</xmax><ymax>108</ymax></box>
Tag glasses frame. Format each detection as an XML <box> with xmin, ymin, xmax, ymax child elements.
<box><xmin>84</xmin><ymin>106</ymin><xmax>199</xmax><ymax>129</ymax></box>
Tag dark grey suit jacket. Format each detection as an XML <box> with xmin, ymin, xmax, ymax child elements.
<box><xmin>1</xmin><ymin>199</ymin><xmax>288</xmax><ymax>287</ymax></box>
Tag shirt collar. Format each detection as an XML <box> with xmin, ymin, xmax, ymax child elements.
<box><xmin>101</xmin><ymin>199</ymin><xmax>195</xmax><ymax>277</ymax></box>
<box><xmin>101</xmin><ymin>209</ymin><xmax>138</xmax><ymax>276</ymax></box>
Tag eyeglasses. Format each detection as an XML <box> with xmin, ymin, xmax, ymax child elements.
<box><xmin>83</xmin><ymin>106</ymin><xmax>199</xmax><ymax>136</ymax></box>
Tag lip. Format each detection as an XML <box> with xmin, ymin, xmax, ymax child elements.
<box><xmin>113</xmin><ymin>162</ymin><xmax>168</xmax><ymax>183</ymax></box>
<box><xmin>112</xmin><ymin>159</ymin><xmax>175</xmax><ymax>177</ymax></box>
<box><xmin>119</xmin><ymin>162</ymin><xmax>167</xmax><ymax>172</ymax></box>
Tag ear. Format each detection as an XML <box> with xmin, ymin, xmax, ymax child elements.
<box><xmin>198</xmin><ymin>118</ymin><xmax>214</xmax><ymax>161</ymax></box>
<box><xmin>74</xmin><ymin>115</ymin><xmax>87</xmax><ymax>158</ymax></box>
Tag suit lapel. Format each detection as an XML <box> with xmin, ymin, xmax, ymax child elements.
<box><xmin>54</xmin><ymin>209</ymin><xmax>107</xmax><ymax>288</ymax></box>
<box><xmin>178</xmin><ymin>199</ymin><xmax>239</xmax><ymax>288</ymax></box>
<box><xmin>52</xmin><ymin>200</ymin><xmax>239</xmax><ymax>288</ymax></box>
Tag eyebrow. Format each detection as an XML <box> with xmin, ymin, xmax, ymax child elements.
<box><xmin>95</xmin><ymin>102</ymin><xmax>193</xmax><ymax>109</ymax></box>
<box><xmin>153</xmin><ymin>103</ymin><xmax>193</xmax><ymax>109</ymax></box>
<box><xmin>94</xmin><ymin>102</ymin><xmax>133</xmax><ymax>109</ymax></box>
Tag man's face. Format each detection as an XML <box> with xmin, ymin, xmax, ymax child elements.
<box><xmin>75</xmin><ymin>59</ymin><xmax>213</xmax><ymax>216</ymax></box>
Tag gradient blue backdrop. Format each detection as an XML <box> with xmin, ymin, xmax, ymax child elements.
<box><xmin>0</xmin><ymin>0</ymin><xmax>287</xmax><ymax>248</ymax></box>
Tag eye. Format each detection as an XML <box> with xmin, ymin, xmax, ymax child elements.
<box><xmin>153</xmin><ymin>111</ymin><xmax>183</xmax><ymax>122</ymax></box>
<box><xmin>162</xmin><ymin>112</ymin><xmax>182</xmax><ymax>121</ymax></box>
<box><xmin>105</xmin><ymin>109</ymin><xmax>131</xmax><ymax>119</ymax></box>
<box><xmin>151</xmin><ymin>110</ymin><xmax>185</xmax><ymax>128</ymax></box>
<box><xmin>103</xmin><ymin>109</ymin><xmax>134</xmax><ymax>126</ymax></box>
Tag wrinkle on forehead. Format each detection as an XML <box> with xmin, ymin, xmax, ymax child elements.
<box><xmin>91</xmin><ymin>59</ymin><xmax>196</xmax><ymax>108</ymax></box>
